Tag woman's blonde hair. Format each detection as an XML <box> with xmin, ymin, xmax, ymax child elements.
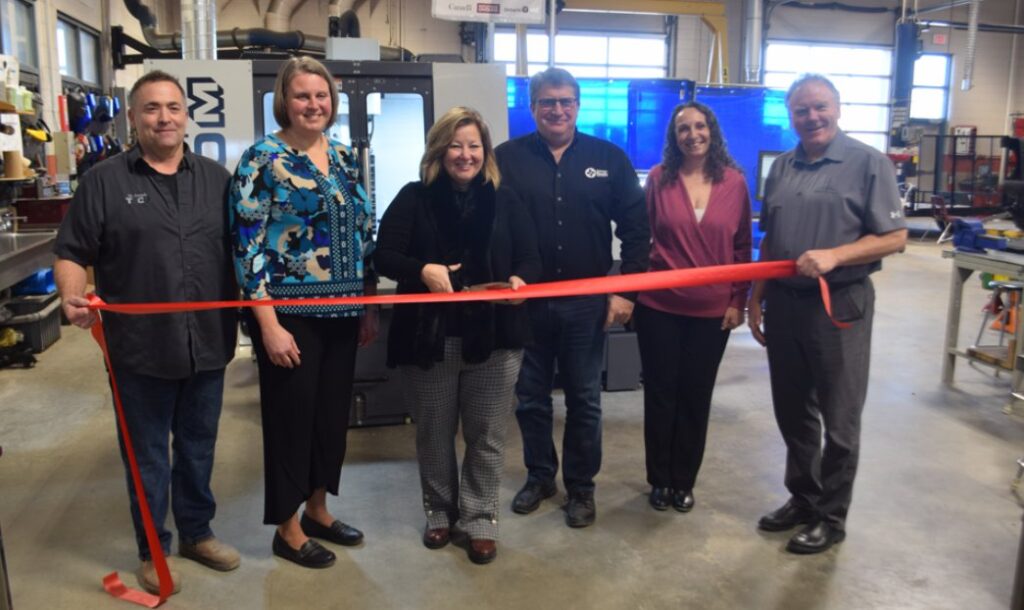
<box><xmin>272</xmin><ymin>56</ymin><xmax>338</xmax><ymax>130</ymax></box>
<box><xmin>420</xmin><ymin>106</ymin><xmax>500</xmax><ymax>188</ymax></box>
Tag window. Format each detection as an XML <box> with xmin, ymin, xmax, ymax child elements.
<box><xmin>0</xmin><ymin>0</ymin><xmax>38</xmax><ymax>69</ymax></box>
<box><xmin>910</xmin><ymin>53</ymin><xmax>950</xmax><ymax>120</ymax></box>
<box><xmin>57</xmin><ymin>15</ymin><xmax>100</xmax><ymax>85</ymax></box>
<box><xmin>764</xmin><ymin>42</ymin><xmax>892</xmax><ymax>152</ymax></box>
<box><xmin>493</xmin><ymin>30</ymin><xmax>667</xmax><ymax>79</ymax></box>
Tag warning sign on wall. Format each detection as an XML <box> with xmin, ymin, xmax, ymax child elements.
<box><xmin>432</xmin><ymin>1</ymin><xmax>546</xmax><ymax>24</ymax></box>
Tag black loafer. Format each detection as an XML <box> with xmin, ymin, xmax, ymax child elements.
<box><xmin>648</xmin><ymin>487</ymin><xmax>671</xmax><ymax>511</ymax></box>
<box><xmin>512</xmin><ymin>480</ymin><xmax>558</xmax><ymax>514</ymax></box>
<box><xmin>672</xmin><ymin>489</ymin><xmax>694</xmax><ymax>513</ymax></box>
<box><xmin>786</xmin><ymin>521</ymin><xmax>846</xmax><ymax>554</ymax></box>
<box><xmin>272</xmin><ymin>531</ymin><xmax>336</xmax><ymax>569</ymax></box>
<box><xmin>300</xmin><ymin>513</ymin><xmax>364</xmax><ymax>546</ymax></box>
<box><xmin>758</xmin><ymin>499</ymin><xmax>814</xmax><ymax>532</ymax></box>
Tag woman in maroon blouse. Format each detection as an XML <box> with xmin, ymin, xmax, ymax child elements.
<box><xmin>635</xmin><ymin>101</ymin><xmax>752</xmax><ymax>513</ymax></box>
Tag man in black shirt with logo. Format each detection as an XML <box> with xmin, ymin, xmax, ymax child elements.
<box><xmin>54</xmin><ymin>70</ymin><xmax>239</xmax><ymax>595</ymax></box>
<box><xmin>496</xmin><ymin>68</ymin><xmax>648</xmax><ymax>528</ymax></box>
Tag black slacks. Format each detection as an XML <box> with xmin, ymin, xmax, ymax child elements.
<box><xmin>764</xmin><ymin>278</ymin><xmax>874</xmax><ymax>529</ymax></box>
<box><xmin>635</xmin><ymin>303</ymin><xmax>731</xmax><ymax>491</ymax></box>
<box><xmin>248</xmin><ymin>312</ymin><xmax>359</xmax><ymax>525</ymax></box>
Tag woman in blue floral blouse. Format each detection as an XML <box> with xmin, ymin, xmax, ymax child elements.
<box><xmin>230</xmin><ymin>56</ymin><xmax>376</xmax><ymax>570</ymax></box>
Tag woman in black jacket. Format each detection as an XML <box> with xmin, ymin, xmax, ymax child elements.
<box><xmin>375</xmin><ymin>106</ymin><xmax>540</xmax><ymax>565</ymax></box>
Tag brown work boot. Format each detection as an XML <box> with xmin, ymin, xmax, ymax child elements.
<box><xmin>135</xmin><ymin>560</ymin><xmax>181</xmax><ymax>595</ymax></box>
<box><xmin>179</xmin><ymin>536</ymin><xmax>241</xmax><ymax>571</ymax></box>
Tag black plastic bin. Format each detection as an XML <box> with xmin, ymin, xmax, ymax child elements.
<box><xmin>2</xmin><ymin>292</ymin><xmax>61</xmax><ymax>353</ymax></box>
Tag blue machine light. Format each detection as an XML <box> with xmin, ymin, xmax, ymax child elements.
<box><xmin>506</xmin><ymin>76</ymin><xmax>695</xmax><ymax>172</ymax></box>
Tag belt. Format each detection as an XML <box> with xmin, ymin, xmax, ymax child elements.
<box><xmin>769</xmin><ymin>276</ymin><xmax>867</xmax><ymax>298</ymax></box>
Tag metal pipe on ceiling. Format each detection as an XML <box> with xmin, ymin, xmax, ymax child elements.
<box><xmin>547</xmin><ymin>0</ymin><xmax>557</xmax><ymax>68</ymax></box>
<box><xmin>913</xmin><ymin>0</ymin><xmax>974</xmax><ymax>16</ymax></box>
<box><xmin>961</xmin><ymin>0</ymin><xmax>981</xmax><ymax>91</ymax></box>
<box><xmin>921</xmin><ymin>19</ymin><xmax>1024</xmax><ymax>34</ymax></box>
<box><xmin>743</xmin><ymin>0</ymin><xmax>763</xmax><ymax>83</ymax></box>
<box><xmin>181</xmin><ymin>0</ymin><xmax>217</xmax><ymax>60</ymax></box>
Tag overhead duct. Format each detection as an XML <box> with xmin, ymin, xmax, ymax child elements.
<box><xmin>329</xmin><ymin>10</ymin><xmax>362</xmax><ymax>38</ymax></box>
<box><xmin>743</xmin><ymin>0</ymin><xmax>763</xmax><ymax>83</ymax></box>
<box><xmin>182</xmin><ymin>0</ymin><xmax>217</xmax><ymax>60</ymax></box>
<box><xmin>961</xmin><ymin>0</ymin><xmax>982</xmax><ymax>91</ymax></box>
<box><xmin>123</xmin><ymin>0</ymin><xmax>323</xmax><ymax>52</ymax></box>
<box><xmin>265</xmin><ymin>0</ymin><xmax>305</xmax><ymax>32</ymax></box>
<box><xmin>123</xmin><ymin>0</ymin><xmax>180</xmax><ymax>51</ymax></box>
<box><xmin>121</xmin><ymin>0</ymin><xmax>408</xmax><ymax>59</ymax></box>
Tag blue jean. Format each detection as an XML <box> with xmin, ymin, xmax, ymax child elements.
<box><xmin>515</xmin><ymin>295</ymin><xmax>606</xmax><ymax>493</ymax></box>
<box><xmin>111</xmin><ymin>368</ymin><xmax>226</xmax><ymax>560</ymax></box>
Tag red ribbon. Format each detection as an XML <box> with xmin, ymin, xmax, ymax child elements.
<box><xmin>87</xmin><ymin>259</ymin><xmax>848</xmax><ymax>606</ymax></box>
<box><xmin>91</xmin><ymin>322</ymin><xmax>173</xmax><ymax>607</ymax></box>
<box><xmin>88</xmin><ymin>261</ymin><xmax>798</xmax><ymax>314</ymax></box>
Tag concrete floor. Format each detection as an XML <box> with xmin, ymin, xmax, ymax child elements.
<box><xmin>2</xmin><ymin>240</ymin><xmax>1023</xmax><ymax>609</ymax></box>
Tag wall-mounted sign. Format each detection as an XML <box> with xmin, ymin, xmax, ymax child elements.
<box><xmin>143</xmin><ymin>59</ymin><xmax>255</xmax><ymax>172</ymax></box>
<box><xmin>432</xmin><ymin>1</ymin><xmax>545</xmax><ymax>24</ymax></box>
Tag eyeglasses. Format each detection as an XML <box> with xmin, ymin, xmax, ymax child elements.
<box><xmin>536</xmin><ymin>97</ymin><xmax>578</xmax><ymax>110</ymax></box>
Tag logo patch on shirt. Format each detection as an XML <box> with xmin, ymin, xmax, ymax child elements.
<box><xmin>124</xmin><ymin>193</ymin><xmax>148</xmax><ymax>206</ymax></box>
<box><xmin>890</xmin><ymin>210</ymin><xmax>903</xmax><ymax>219</ymax></box>
<box><xmin>584</xmin><ymin>167</ymin><xmax>608</xmax><ymax>179</ymax></box>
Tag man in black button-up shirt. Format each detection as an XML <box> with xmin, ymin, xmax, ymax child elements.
<box><xmin>54</xmin><ymin>71</ymin><xmax>239</xmax><ymax>595</ymax></box>
<box><xmin>496</xmin><ymin>68</ymin><xmax>649</xmax><ymax>528</ymax></box>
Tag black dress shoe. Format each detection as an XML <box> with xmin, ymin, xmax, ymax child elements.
<box><xmin>672</xmin><ymin>489</ymin><xmax>694</xmax><ymax>513</ymax></box>
<box><xmin>786</xmin><ymin>521</ymin><xmax>846</xmax><ymax>554</ymax></box>
<box><xmin>564</xmin><ymin>489</ymin><xmax>596</xmax><ymax>528</ymax></box>
<box><xmin>648</xmin><ymin>487</ymin><xmax>671</xmax><ymax>511</ymax></box>
<box><xmin>512</xmin><ymin>480</ymin><xmax>558</xmax><ymax>514</ymax></box>
<box><xmin>272</xmin><ymin>531</ymin><xmax>336</xmax><ymax>569</ymax></box>
<box><xmin>758</xmin><ymin>500</ymin><xmax>814</xmax><ymax>532</ymax></box>
<box><xmin>300</xmin><ymin>513</ymin><xmax>364</xmax><ymax>546</ymax></box>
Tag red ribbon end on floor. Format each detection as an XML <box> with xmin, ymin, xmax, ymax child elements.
<box><xmin>102</xmin><ymin>572</ymin><xmax>163</xmax><ymax>608</ymax></box>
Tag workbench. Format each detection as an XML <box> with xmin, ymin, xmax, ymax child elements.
<box><xmin>942</xmin><ymin>249</ymin><xmax>1024</xmax><ymax>413</ymax></box>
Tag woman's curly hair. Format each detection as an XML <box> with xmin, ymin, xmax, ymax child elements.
<box><xmin>659</xmin><ymin>101</ymin><xmax>740</xmax><ymax>187</ymax></box>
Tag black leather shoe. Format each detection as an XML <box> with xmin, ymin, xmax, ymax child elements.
<box><xmin>512</xmin><ymin>480</ymin><xmax>558</xmax><ymax>514</ymax></box>
<box><xmin>272</xmin><ymin>531</ymin><xmax>336</xmax><ymax>569</ymax></box>
<box><xmin>300</xmin><ymin>513</ymin><xmax>364</xmax><ymax>546</ymax></box>
<box><xmin>786</xmin><ymin>521</ymin><xmax>846</xmax><ymax>554</ymax></box>
<box><xmin>564</xmin><ymin>489</ymin><xmax>596</xmax><ymax>528</ymax></box>
<box><xmin>648</xmin><ymin>487</ymin><xmax>671</xmax><ymax>511</ymax></box>
<box><xmin>672</xmin><ymin>489</ymin><xmax>695</xmax><ymax>513</ymax></box>
<box><xmin>758</xmin><ymin>500</ymin><xmax>814</xmax><ymax>532</ymax></box>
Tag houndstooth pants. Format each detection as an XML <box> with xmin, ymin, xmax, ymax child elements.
<box><xmin>402</xmin><ymin>339</ymin><xmax>523</xmax><ymax>540</ymax></box>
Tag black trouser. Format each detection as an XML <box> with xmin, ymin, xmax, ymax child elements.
<box><xmin>635</xmin><ymin>303</ymin><xmax>731</xmax><ymax>491</ymax></box>
<box><xmin>764</xmin><ymin>278</ymin><xmax>874</xmax><ymax>529</ymax></box>
<box><xmin>248</xmin><ymin>312</ymin><xmax>359</xmax><ymax>525</ymax></box>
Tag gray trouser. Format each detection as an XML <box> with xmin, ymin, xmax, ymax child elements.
<box><xmin>764</xmin><ymin>278</ymin><xmax>874</xmax><ymax>529</ymax></box>
<box><xmin>402</xmin><ymin>339</ymin><xmax>523</xmax><ymax>540</ymax></box>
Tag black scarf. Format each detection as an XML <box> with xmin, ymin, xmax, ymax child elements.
<box><xmin>413</xmin><ymin>174</ymin><xmax>499</xmax><ymax>366</ymax></box>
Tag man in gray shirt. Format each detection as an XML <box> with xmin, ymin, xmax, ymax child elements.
<box><xmin>55</xmin><ymin>70</ymin><xmax>239</xmax><ymax>595</ymax></box>
<box><xmin>747</xmin><ymin>74</ymin><xmax>907</xmax><ymax>554</ymax></box>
